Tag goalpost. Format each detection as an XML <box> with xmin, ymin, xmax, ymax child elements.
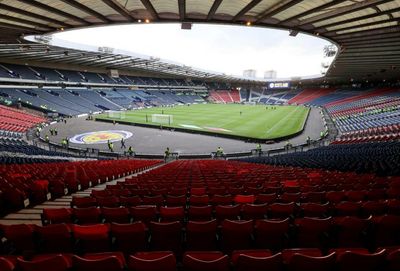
<box><xmin>107</xmin><ymin>111</ymin><xmax>126</xmax><ymax>119</ymax></box>
<box><xmin>150</xmin><ymin>114</ymin><xmax>173</xmax><ymax>125</ymax></box>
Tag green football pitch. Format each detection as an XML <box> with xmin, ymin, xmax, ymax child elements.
<box><xmin>96</xmin><ymin>104</ymin><xmax>310</xmax><ymax>140</ymax></box>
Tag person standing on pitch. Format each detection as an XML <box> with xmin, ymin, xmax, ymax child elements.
<box><xmin>121</xmin><ymin>138</ymin><xmax>126</xmax><ymax>149</ymax></box>
<box><xmin>256</xmin><ymin>143</ymin><xmax>262</xmax><ymax>156</ymax></box>
<box><xmin>164</xmin><ymin>147</ymin><xmax>171</xmax><ymax>162</ymax></box>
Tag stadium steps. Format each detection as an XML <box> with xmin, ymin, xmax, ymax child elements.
<box><xmin>0</xmin><ymin>161</ymin><xmax>166</xmax><ymax>226</ymax></box>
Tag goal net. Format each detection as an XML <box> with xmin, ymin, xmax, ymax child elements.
<box><xmin>151</xmin><ymin>114</ymin><xmax>173</xmax><ymax>125</ymax></box>
<box><xmin>107</xmin><ymin>111</ymin><xmax>126</xmax><ymax>119</ymax></box>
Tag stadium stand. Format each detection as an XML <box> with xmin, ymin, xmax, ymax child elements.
<box><xmin>1</xmin><ymin>2</ymin><xmax>400</xmax><ymax>270</ymax></box>
<box><xmin>288</xmin><ymin>88</ymin><xmax>336</xmax><ymax>105</ymax></box>
<box><xmin>0</xmin><ymin>159</ymin><xmax>399</xmax><ymax>270</ymax></box>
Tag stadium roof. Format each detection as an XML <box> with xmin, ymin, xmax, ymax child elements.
<box><xmin>0</xmin><ymin>0</ymin><xmax>399</xmax><ymax>83</ymax></box>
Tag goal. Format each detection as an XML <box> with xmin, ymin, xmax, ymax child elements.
<box><xmin>107</xmin><ymin>111</ymin><xmax>126</xmax><ymax>119</ymax></box>
<box><xmin>151</xmin><ymin>114</ymin><xmax>173</xmax><ymax>125</ymax></box>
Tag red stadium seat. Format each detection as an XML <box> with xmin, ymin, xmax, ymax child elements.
<box><xmin>254</xmin><ymin>218</ymin><xmax>290</xmax><ymax>250</ymax></box>
<box><xmin>42</xmin><ymin>208</ymin><xmax>72</xmax><ymax>225</ymax></box>
<box><xmin>188</xmin><ymin>205</ymin><xmax>213</xmax><ymax>221</ymax></box>
<box><xmin>182</xmin><ymin>251</ymin><xmax>229</xmax><ymax>271</ymax></box>
<box><xmin>17</xmin><ymin>254</ymin><xmax>71</xmax><ymax>271</ymax></box>
<box><xmin>128</xmin><ymin>251</ymin><xmax>176</xmax><ymax>271</ymax></box>
<box><xmin>215</xmin><ymin>204</ymin><xmax>241</xmax><ymax>222</ymax></box>
<box><xmin>34</xmin><ymin>224</ymin><xmax>73</xmax><ymax>253</ymax></box>
<box><xmin>286</xmin><ymin>252</ymin><xmax>336</xmax><ymax>271</ymax></box>
<box><xmin>300</xmin><ymin>203</ymin><xmax>329</xmax><ymax>218</ymax></box>
<box><xmin>165</xmin><ymin>195</ymin><xmax>187</xmax><ymax>207</ymax></box>
<box><xmin>233</xmin><ymin>252</ymin><xmax>283</xmax><ymax>271</ymax></box>
<box><xmin>241</xmin><ymin>203</ymin><xmax>268</xmax><ymax>220</ymax></box>
<box><xmin>221</xmin><ymin>219</ymin><xmax>253</xmax><ymax>253</ymax></box>
<box><xmin>268</xmin><ymin>202</ymin><xmax>296</xmax><ymax>219</ymax></box>
<box><xmin>333</xmin><ymin>248</ymin><xmax>386</xmax><ymax>271</ymax></box>
<box><xmin>101</xmin><ymin>207</ymin><xmax>130</xmax><ymax>223</ymax></box>
<box><xmin>72</xmin><ymin>252</ymin><xmax>125</xmax><ymax>271</ymax></box>
<box><xmin>0</xmin><ymin>257</ymin><xmax>15</xmax><ymax>271</ymax></box>
<box><xmin>333</xmin><ymin>216</ymin><xmax>370</xmax><ymax>248</ymax></box>
<box><xmin>111</xmin><ymin>222</ymin><xmax>147</xmax><ymax>254</ymax></box>
<box><xmin>73</xmin><ymin>207</ymin><xmax>102</xmax><ymax>224</ymax></box>
<box><xmin>294</xmin><ymin>217</ymin><xmax>332</xmax><ymax>248</ymax></box>
<box><xmin>159</xmin><ymin>206</ymin><xmax>185</xmax><ymax>222</ymax></box>
<box><xmin>186</xmin><ymin>219</ymin><xmax>218</xmax><ymax>250</ymax></box>
<box><xmin>2</xmin><ymin>224</ymin><xmax>35</xmax><ymax>253</ymax></box>
<box><xmin>129</xmin><ymin>205</ymin><xmax>158</xmax><ymax>226</ymax></box>
<box><xmin>72</xmin><ymin>224</ymin><xmax>110</xmax><ymax>253</ymax></box>
<box><xmin>189</xmin><ymin>195</ymin><xmax>210</xmax><ymax>206</ymax></box>
<box><xmin>255</xmin><ymin>193</ymin><xmax>277</xmax><ymax>204</ymax></box>
<box><xmin>150</xmin><ymin>221</ymin><xmax>182</xmax><ymax>253</ymax></box>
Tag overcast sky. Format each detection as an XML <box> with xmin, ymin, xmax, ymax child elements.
<box><xmin>52</xmin><ymin>23</ymin><xmax>334</xmax><ymax>79</ymax></box>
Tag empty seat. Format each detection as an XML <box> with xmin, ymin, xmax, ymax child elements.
<box><xmin>232</xmin><ymin>251</ymin><xmax>283</xmax><ymax>271</ymax></box>
<box><xmin>159</xmin><ymin>206</ymin><xmax>185</xmax><ymax>222</ymax></box>
<box><xmin>300</xmin><ymin>203</ymin><xmax>329</xmax><ymax>218</ymax></box>
<box><xmin>190</xmin><ymin>195</ymin><xmax>210</xmax><ymax>206</ymax></box>
<box><xmin>73</xmin><ymin>207</ymin><xmax>101</xmax><ymax>224</ymax></box>
<box><xmin>234</xmin><ymin>195</ymin><xmax>255</xmax><ymax>204</ymax></box>
<box><xmin>215</xmin><ymin>205</ymin><xmax>241</xmax><ymax>222</ymax></box>
<box><xmin>211</xmin><ymin>195</ymin><xmax>233</xmax><ymax>205</ymax></box>
<box><xmin>142</xmin><ymin>195</ymin><xmax>164</xmax><ymax>206</ymax></box>
<box><xmin>268</xmin><ymin>202</ymin><xmax>296</xmax><ymax>219</ymax></box>
<box><xmin>120</xmin><ymin>196</ymin><xmax>142</xmax><ymax>207</ymax></box>
<box><xmin>101</xmin><ymin>207</ymin><xmax>130</xmax><ymax>223</ymax></box>
<box><xmin>165</xmin><ymin>195</ymin><xmax>187</xmax><ymax>207</ymax></box>
<box><xmin>2</xmin><ymin>224</ymin><xmax>35</xmax><ymax>253</ymax></box>
<box><xmin>333</xmin><ymin>248</ymin><xmax>386</xmax><ymax>271</ymax></box>
<box><xmin>34</xmin><ymin>224</ymin><xmax>73</xmax><ymax>253</ymax></box>
<box><xmin>241</xmin><ymin>204</ymin><xmax>268</xmax><ymax>220</ymax></box>
<box><xmin>71</xmin><ymin>197</ymin><xmax>97</xmax><ymax>208</ymax></box>
<box><xmin>111</xmin><ymin>222</ymin><xmax>147</xmax><ymax>254</ymax></box>
<box><xmin>42</xmin><ymin>208</ymin><xmax>72</xmax><ymax>225</ymax></box>
<box><xmin>0</xmin><ymin>257</ymin><xmax>15</xmax><ymax>271</ymax></box>
<box><xmin>17</xmin><ymin>254</ymin><xmax>71</xmax><ymax>271</ymax></box>
<box><xmin>294</xmin><ymin>217</ymin><xmax>332</xmax><ymax>248</ymax></box>
<box><xmin>130</xmin><ymin>205</ymin><xmax>158</xmax><ymax>226</ymax></box>
<box><xmin>326</xmin><ymin>191</ymin><xmax>346</xmax><ymax>203</ymax></box>
<box><xmin>186</xmin><ymin>220</ymin><xmax>217</xmax><ymax>250</ymax></box>
<box><xmin>334</xmin><ymin>201</ymin><xmax>361</xmax><ymax>216</ymax></box>
<box><xmin>150</xmin><ymin>221</ymin><xmax>182</xmax><ymax>253</ymax></box>
<box><xmin>286</xmin><ymin>252</ymin><xmax>336</xmax><ymax>271</ymax></box>
<box><xmin>221</xmin><ymin>219</ymin><xmax>253</xmax><ymax>253</ymax></box>
<box><xmin>128</xmin><ymin>251</ymin><xmax>176</xmax><ymax>271</ymax></box>
<box><xmin>73</xmin><ymin>252</ymin><xmax>125</xmax><ymax>271</ymax></box>
<box><xmin>72</xmin><ymin>224</ymin><xmax>110</xmax><ymax>253</ymax></box>
<box><xmin>96</xmin><ymin>197</ymin><xmax>120</xmax><ymax>208</ymax></box>
<box><xmin>254</xmin><ymin>218</ymin><xmax>290</xmax><ymax>250</ymax></box>
<box><xmin>333</xmin><ymin>216</ymin><xmax>370</xmax><ymax>248</ymax></box>
<box><xmin>255</xmin><ymin>193</ymin><xmax>277</xmax><ymax>204</ymax></box>
<box><xmin>182</xmin><ymin>251</ymin><xmax>229</xmax><ymax>271</ymax></box>
<box><xmin>188</xmin><ymin>205</ymin><xmax>213</xmax><ymax>221</ymax></box>
<box><xmin>372</xmin><ymin>215</ymin><xmax>400</xmax><ymax>247</ymax></box>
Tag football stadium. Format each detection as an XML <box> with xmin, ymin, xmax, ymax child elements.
<box><xmin>0</xmin><ymin>1</ymin><xmax>399</xmax><ymax>270</ymax></box>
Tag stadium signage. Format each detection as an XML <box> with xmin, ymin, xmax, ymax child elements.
<box><xmin>268</xmin><ymin>82</ymin><xmax>290</xmax><ymax>89</ymax></box>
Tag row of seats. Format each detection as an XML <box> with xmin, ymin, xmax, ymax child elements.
<box><xmin>1</xmin><ymin>216</ymin><xmax>400</xmax><ymax>258</ymax></box>
<box><xmin>0</xmin><ymin>105</ymin><xmax>45</xmax><ymax>133</ymax></box>
<box><xmin>240</xmin><ymin>142</ymin><xmax>400</xmax><ymax>176</ymax></box>
<box><xmin>47</xmin><ymin>199</ymin><xmax>400</xmax><ymax>225</ymax></box>
<box><xmin>2</xmin><ymin>247</ymin><xmax>399</xmax><ymax>271</ymax></box>
<box><xmin>0</xmin><ymin>160</ymin><xmax>160</xmax><ymax>214</ymax></box>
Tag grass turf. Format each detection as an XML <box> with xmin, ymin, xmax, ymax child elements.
<box><xmin>96</xmin><ymin>104</ymin><xmax>310</xmax><ymax>140</ymax></box>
